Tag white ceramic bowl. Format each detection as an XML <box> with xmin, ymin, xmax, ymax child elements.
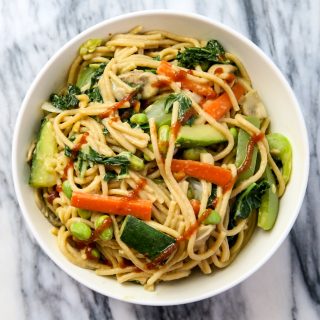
<box><xmin>12</xmin><ymin>10</ymin><xmax>309</xmax><ymax>305</ymax></box>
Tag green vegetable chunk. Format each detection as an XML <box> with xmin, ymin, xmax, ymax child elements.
<box><xmin>233</xmin><ymin>180</ymin><xmax>270</xmax><ymax>219</ymax></box>
<box><xmin>120</xmin><ymin>215</ymin><xmax>176</xmax><ymax>260</ymax></box>
<box><xmin>29</xmin><ymin>120</ymin><xmax>58</xmax><ymax>188</ymax></box>
<box><xmin>176</xmin><ymin>124</ymin><xmax>226</xmax><ymax>147</ymax></box>
<box><xmin>76</xmin><ymin>66</ymin><xmax>96</xmax><ymax>92</ymax></box>
<box><xmin>177</xmin><ymin>39</ymin><xmax>230</xmax><ymax>70</ymax></box>
<box><xmin>70</xmin><ymin>222</ymin><xmax>92</xmax><ymax>240</ymax></box>
<box><xmin>119</xmin><ymin>151</ymin><xmax>145</xmax><ymax>171</ymax></box>
<box><xmin>267</xmin><ymin>133</ymin><xmax>292</xmax><ymax>184</ymax></box>
<box><xmin>182</xmin><ymin>147</ymin><xmax>207</xmax><ymax>161</ymax></box>
<box><xmin>235</xmin><ymin>116</ymin><xmax>260</xmax><ymax>184</ymax></box>
<box><xmin>230</xmin><ymin>127</ymin><xmax>238</xmax><ymax>141</ymax></box>
<box><xmin>79</xmin><ymin>38</ymin><xmax>102</xmax><ymax>55</ymax></box>
<box><xmin>158</xmin><ymin>125</ymin><xmax>170</xmax><ymax>154</ymax></box>
<box><xmin>203</xmin><ymin>210</ymin><xmax>221</xmax><ymax>225</ymax></box>
<box><xmin>62</xmin><ymin>180</ymin><xmax>73</xmax><ymax>199</ymax></box>
<box><xmin>144</xmin><ymin>97</ymin><xmax>172</xmax><ymax>127</ymax></box>
<box><xmin>78</xmin><ymin>209</ymin><xmax>91</xmax><ymax>219</ymax></box>
<box><xmin>130</xmin><ymin>113</ymin><xmax>149</xmax><ymax>125</ymax></box>
<box><xmin>95</xmin><ymin>215</ymin><xmax>113</xmax><ymax>241</ymax></box>
<box><xmin>258</xmin><ymin>165</ymin><xmax>279</xmax><ymax>230</ymax></box>
<box><xmin>91</xmin><ymin>248</ymin><xmax>101</xmax><ymax>259</ymax></box>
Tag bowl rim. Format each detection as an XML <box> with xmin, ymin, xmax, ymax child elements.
<box><xmin>12</xmin><ymin>9</ymin><xmax>309</xmax><ymax>306</ymax></box>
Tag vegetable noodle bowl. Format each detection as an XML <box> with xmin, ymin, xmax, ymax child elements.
<box><xmin>28</xmin><ymin>26</ymin><xmax>292</xmax><ymax>291</ymax></box>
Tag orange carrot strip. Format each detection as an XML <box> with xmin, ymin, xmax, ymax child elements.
<box><xmin>171</xmin><ymin>159</ymin><xmax>233</xmax><ymax>187</ymax></box>
<box><xmin>202</xmin><ymin>83</ymin><xmax>245</xmax><ymax>120</ymax></box>
<box><xmin>156</xmin><ymin>60</ymin><xmax>175</xmax><ymax>79</ymax></box>
<box><xmin>181</xmin><ymin>77</ymin><xmax>216</xmax><ymax>97</ymax></box>
<box><xmin>190</xmin><ymin>199</ymin><xmax>201</xmax><ymax>216</ymax></box>
<box><xmin>71</xmin><ymin>192</ymin><xmax>152</xmax><ymax>221</ymax></box>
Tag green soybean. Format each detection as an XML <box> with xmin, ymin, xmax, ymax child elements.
<box><xmin>70</xmin><ymin>222</ymin><xmax>92</xmax><ymax>240</ymax></box>
<box><xmin>203</xmin><ymin>210</ymin><xmax>221</xmax><ymax>225</ymax></box>
<box><xmin>78</xmin><ymin>209</ymin><xmax>91</xmax><ymax>219</ymax></box>
<box><xmin>91</xmin><ymin>248</ymin><xmax>101</xmax><ymax>260</ymax></box>
<box><xmin>130</xmin><ymin>113</ymin><xmax>149</xmax><ymax>125</ymax></box>
<box><xmin>95</xmin><ymin>215</ymin><xmax>113</xmax><ymax>241</ymax></box>
<box><xmin>62</xmin><ymin>180</ymin><xmax>73</xmax><ymax>199</ymax></box>
<box><xmin>158</xmin><ymin>125</ymin><xmax>170</xmax><ymax>154</ymax></box>
<box><xmin>182</xmin><ymin>147</ymin><xmax>207</xmax><ymax>161</ymax></box>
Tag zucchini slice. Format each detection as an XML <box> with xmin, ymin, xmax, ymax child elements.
<box><xmin>120</xmin><ymin>215</ymin><xmax>176</xmax><ymax>260</ymax></box>
<box><xmin>29</xmin><ymin>120</ymin><xmax>57</xmax><ymax>187</ymax></box>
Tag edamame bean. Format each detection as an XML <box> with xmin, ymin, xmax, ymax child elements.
<box><xmin>62</xmin><ymin>180</ymin><xmax>73</xmax><ymax>199</ymax></box>
<box><xmin>203</xmin><ymin>210</ymin><xmax>221</xmax><ymax>225</ymax></box>
<box><xmin>78</xmin><ymin>209</ymin><xmax>91</xmax><ymax>219</ymax></box>
<box><xmin>158</xmin><ymin>125</ymin><xmax>170</xmax><ymax>154</ymax></box>
<box><xmin>130</xmin><ymin>113</ymin><xmax>149</xmax><ymax>125</ymax></box>
<box><xmin>95</xmin><ymin>215</ymin><xmax>113</xmax><ymax>241</ymax></box>
<box><xmin>182</xmin><ymin>147</ymin><xmax>207</xmax><ymax>161</ymax></box>
<box><xmin>70</xmin><ymin>222</ymin><xmax>92</xmax><ymax>240</ymax></box>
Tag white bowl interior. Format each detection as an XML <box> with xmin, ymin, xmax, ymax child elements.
<box><xmin>12</xmin><ymin>11</ymin><xmax>309</xmax><ymax>305</ymax></box>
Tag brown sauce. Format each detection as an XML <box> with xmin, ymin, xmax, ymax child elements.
<box><xmin>100</xmin><ymin>91</ymin><xmax>136</xmax><ymax>119</ymax></box>
<box><xmin>127</xmin><ymin>178</ymin><xmax>147</xmax><ymax>199</ymax></box>
<box><xmin>237</xmin><ymin>133</ymin><xmax>264</xmax><ymax>175</ymax></box>
<box><xmin>146</xmin><ymin>209</ymin><xmax>212</xmax><ymax>269</ymax></box>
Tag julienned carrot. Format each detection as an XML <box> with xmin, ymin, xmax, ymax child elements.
<box><xmin>71</xmin><ymin>192</ymin><xmax>152</xmax><ymax>221</ymax></box>
<box><xmin>190</xmin><ymin>199</ymin><xmax>201</xmax><ymax>216</ymax></box>
<box><xmin>157</xmin><ymin>61</ymin><xmax>215</xmax><ymax>97</ymax></box>
<box><xmin>157</xmin><ymin>60</ymin><xmax>175</xmax><ymax>79</ymax></box>
<box><xmin>171</xmin><ymin>159</ymin><xmax>233</xmax><ymax>187</ymax></box>
<box><xmin>202</xmin><ymin>83</ymin><xmax>245</xmax><ymax>120</ymax></box>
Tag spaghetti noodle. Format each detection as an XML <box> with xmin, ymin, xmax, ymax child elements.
<box><xmin>28</xmin><ymin>27</ymin><xmax>291</xmax><ymax>291</ymax></box>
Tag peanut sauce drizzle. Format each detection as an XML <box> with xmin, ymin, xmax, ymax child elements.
<box><xmin>237</xmin><ymin>133</ymin><xmax>264</xmax><ymax>175</ymax></box>
<box><xmin>146</xmin><ymin>209</ymin><xmax>212</xmax><ymax>269</ymax></box>
<box><xmin>100</xmin><ymin>91</ymin><xmax>136</xmax><ymax>119</ymax></box>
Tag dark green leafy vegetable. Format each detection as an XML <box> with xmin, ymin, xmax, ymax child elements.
<box><xmin>207</xmin><ymin>185</ymin><xmax>217</xmax><ymax>208</ymax></box>
<box><xmin>177</xmin><ymin>39</ymin><xmax>230</xmax><ymax>71</ymax></box>
<box><xmin>85</xmin><ymin>87</ymin><xmax>103</xmax><ymax>102</ymax></box>
<box><xmin>90</xmin><ymin>63</ymin><xmax>107</xmax><ymax>86</ymax></box>
<box><xmin>79</xmin><ymin>147</ymin><xmax>130</xmax><ymax>166</ymax></box>
<box><xmin>64</xmin><ymin>145</ymin><xmax>72</xmax><ymax>158</ymax></box>
<box><xmin>50</xmin><ymin>85</ymin><xmax>80</xmax><ymax>110</ymax></box>
<box><xmin>164</xmin><ymin>93</ymin><xmax>196</xmax><ymax>126</ymax></box>
<box><xmin>104</xmin><ymin>172</ymin><xmax>117</xmax><ymax>182</ymax></box>
<box><xmin>79</xmin><ymin>147</ymin><xmax>130</xmax><ymax>178</ymax></box>
<box><xmin>232</xmin><ymin>180</ymin><xmax>270</xmax><ymax>219</ymax></box>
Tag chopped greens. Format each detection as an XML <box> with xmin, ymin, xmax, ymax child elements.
<box><xmin>90</xmin><ymin>63</ymin><xmax>107</xmax><ymax>86</ymax></box>
<box><xmin>79</xmin><ymin>147</ymin><xmax>130</xmax><ymax>166</ymax></box>
<box><xmin>232</xmin><ymin>180</ymin><xmax>270</xmax><ymax>219</ymax></box>
<box><xmin>64</xmin><ymin>145</ymin><xmax>72</xmax><ymax>158</ymax></box>
<box><xmin>85</xmin><ymin>87</ymin><xmax>103</xmax><ymax>102</ymax></box>
<box><xmin>79</xmin><ymin>147</ymin><xmax>130</xmax><ymax>178</ymax></box>
<box><xmin>104</xmin><ymin>172</ymin><xmax>117</xmax><ymax>182</ymax></box>
<box><xmin>164</xmin><ymin>93</ymin><xmax>196</xmax><ymax>125</ymax></box>
<box><xmin>207</xmin><ymin>185</ymin><xmax>217</xmax><ymax>208</ymax></box>
<box><xmin>177</xmin><ymin>39</ymin><xmax>230</xmax><ymax>71</ymax></box>
<box><xmin>50</xmin><ymin>85</ymin><xmax>80</xmax><ymax>110</ymax></box>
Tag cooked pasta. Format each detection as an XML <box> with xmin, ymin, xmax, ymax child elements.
<box><xmin>28</xmin><ymin>27</ymin><xmax>292</xmax><ymax>291</ymax></box>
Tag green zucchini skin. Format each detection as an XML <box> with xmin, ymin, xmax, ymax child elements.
<box><xmin>120</xmin><ymin>215</ymin><xmax>176</xmax><ymax>260</ymax></box>
<box><xmin>29</xmin><ymin>119</ymin><xmax>58</xmax><ymax>188</ymax></box>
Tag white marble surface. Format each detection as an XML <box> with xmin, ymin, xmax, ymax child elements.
<box><xmin>1</xmin><ymin>0</ymin><xmax>319</xmax><ymax>319</ymax></box>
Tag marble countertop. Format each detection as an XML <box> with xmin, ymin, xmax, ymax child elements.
<box><xmin>1</xmin><ymin>0</ymin><xmax>319</xmax><ymax>319</ymax></box>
